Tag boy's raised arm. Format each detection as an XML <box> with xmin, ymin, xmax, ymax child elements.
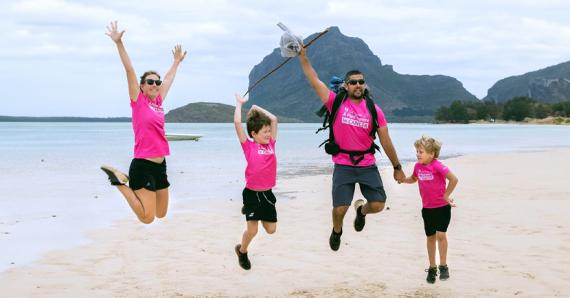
<box><xmin>234</xmin><ymin>94</ymin><xmax>248</xmax><ymax>143</ymax></box>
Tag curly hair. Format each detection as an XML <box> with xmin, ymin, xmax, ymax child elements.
<box><xmin>414</xmin><ymin>135</ymin><xmax>442</xmax><ymax>159</ymax></box>
<box><xmin>246</xmin><ymin>109</ymin><xmax>271</xmax><ymax>138</ymax></box>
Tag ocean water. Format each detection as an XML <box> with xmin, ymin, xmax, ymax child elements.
<box><xmin>0</xmin><ymin>122</ymin><xmax>569</xmax><ymax>272</ymax></box>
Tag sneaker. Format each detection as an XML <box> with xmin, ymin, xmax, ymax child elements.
<box><xmin>439</xmin><ymin>265</ymin><xmax>450</xmax><ymax>280</ymax></box>
<box><xmin>353</xmin><ymin>199</ymin><xmax>366</xmax><ymax>232</ymax></box>
<box><xmin>235</xmin><ymin>244</ymin><xmax>251</xmax><ymax>270</ymax></box>
<box><xmin>329</xmin><ymin>228</ymin><xmax>342</xmax><ymax>251</ymax></box>
<box><xmin>100</xmin><ymin>165</ymin><xmax>129</xmax><ymax>186</ymax></box>
<box><xmin>425</xmin><ymin>266</ymin><xmax>438</xmax><ymax>284</ymax></box>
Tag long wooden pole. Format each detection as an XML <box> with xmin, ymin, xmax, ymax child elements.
<box><xmin>242</xmin><ymin>28</ymin><xmax>330</xmax><ymax>97</ymax></box>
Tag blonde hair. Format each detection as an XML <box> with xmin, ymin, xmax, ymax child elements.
<box><xmin>414</xmin><ymin>135</ymin><xmax>442</xmax><ymax>159</ymax></box>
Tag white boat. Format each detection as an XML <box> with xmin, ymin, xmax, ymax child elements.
<box><xmin>166</xmin><ymin>134</ymin><xmax>203</xmax><ymax>141</ymax></box>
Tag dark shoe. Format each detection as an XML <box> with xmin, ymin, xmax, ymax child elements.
<box><xmin>439</xmin><ymin>265</ymin><xmax>450</xmax><ymax>280</ymax></box>
<box><xmin>353</xmin><ymin>199</ymin><xmax>366</xmax><ymax>232</ymax></box>
<box><xmin>329</xmin><ymin>228</ymin><xmax>342</xmax><ymax>251</ymax></box>
<box><xmin>235</xmin><ymin>244</ymin><xmax>251</xmax><ymax>270</ymax></box>
<box><xmin>100</xmin><ymin>165</ymin><xmax>129</xmax><ymax>186</ymax></box>
<box><xmin>426</xmin><ymin>267</ymin><xmax>438</xmax><ymax>284</ymax></box>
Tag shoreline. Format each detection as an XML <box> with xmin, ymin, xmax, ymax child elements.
<box><xmin>0</xmin><ymin>152</ymin><xmax>474</xmax><ymax>274</ymax></box>
<box><xmin>2</xmin><ymin>149</ymin><xmax>570</xmax><ymax>297</ymax></box>
<box><xmin>468</xmin><ymin>116</ymin><xmax>570</xmax><ymax>125</ymax></box>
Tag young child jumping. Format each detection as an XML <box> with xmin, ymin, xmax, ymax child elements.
<box><xmin>402</xmin><ymin>136</ymin><xmax>459</xmax><ymax>284</ymax></box>
<box><xmin>233</xmin><ymin>94</ymin><xmax>278</xmax><ymax>270</ymax></box>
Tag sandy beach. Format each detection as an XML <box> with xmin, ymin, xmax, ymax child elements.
<box><xmin>1</xmin><ymin>149</ymin><xmax>569</xmax><ymax>297</ymax></box>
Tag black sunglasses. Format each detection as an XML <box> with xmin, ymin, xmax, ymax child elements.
<box><xmin>145</xmin><ymin>79</ymin><xmax>162</xmax><ymax>86</ymax></box>
<box><xmin>347</xmin><ymin>79</ymin><xmax>366</xmax><ymax>86</ymax></box>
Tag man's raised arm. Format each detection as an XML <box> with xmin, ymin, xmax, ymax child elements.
<box><xmin>298</xmin><ymin>46</ymin><xmax>330</xmax><ymax>104</ymax></box>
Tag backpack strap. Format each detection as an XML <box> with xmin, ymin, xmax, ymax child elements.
<box><xmin>315</xmin><ymin>87</ymin><xmax>381</xmax><ymax>165</ymax></box>
<box><xmin>315</xmin><ymin>105</ymin><xmax>329</xmax><ymax>134</ymax></box>
<box><xmin>364</xmin><ymin>90</ymin><xmax>379</xmax><ymax>138</ymax></box>
<box><xmin>338</xmin><ymin>144</ymin><xmax>378</xmax><ymax>165</ymax></box>
<box><xmin>328</xmin><ymin>89</ymin><xmax>347</xmax><ymax>144</ymax></box>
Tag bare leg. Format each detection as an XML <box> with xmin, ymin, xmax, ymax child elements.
<box><xmin>240</xmin><ymin>221</ymin><xmax>259</xmax><ymax>253</ymax></box>
<box><xmin>436</xmin><ymin>232</ymin><xmax>448</xmax><ymax>265</ymax></box>
<box><xmin>332</xmin><ymin>206</ymin><xmax>349</xmax><ymax>233</ymax></box>
<box><xmin>361</xmin><ymin>201</ymin><xmax>385</xmax><ymax>215</ymax></box>
<box><xmin>116</xmin><ymin>185</ymin><xmax>156</xmax><ymax>224</ymax></box>
<box><xmin>426</xmin><ymin>234</ymin><xmax>437</xmax><ymax>267</ymax></box>
<box><xmin>262</xmin><ymin>221</ymin><xmax>276</xmax><ymax>234</ymax></box>
<box><xmin>155</xmin><ymin>188</ymin><xmax>169</xmax><ymax>218</ymax></box>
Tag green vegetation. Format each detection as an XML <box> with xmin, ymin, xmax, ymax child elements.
<box><xmin>435</xmin><ymin>97</ymin><xmax>570</xmax><ymax>123</ymax></box>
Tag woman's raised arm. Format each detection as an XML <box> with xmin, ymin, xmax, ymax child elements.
<box><xmin>160</xmin><ymin>45</ymin><xmax>187</xmax><ymax>100</ymax></box>
<box><xmin>105</xmin><ymin>21</ymin><xmax>139</xmax><ymax>101</ymax></box>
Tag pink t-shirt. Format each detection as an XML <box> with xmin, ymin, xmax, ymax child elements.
<box><xmin>326</xmin><ymin>91</ymin><xmax>388</xmax><ymax>166</ymax></box>
<box><xmin>241</xmin><ymin>138</ymin><xmax>277</xmax><ymax>190</ymax></box>
<box><xmin>412</xmin><ymin>159</ymin><xmax>450</xmax><ymax>208</ymax></box>
<box><xmin>130</xmin><ymin>92</ymin><xmax>170</xmax><ymax>159</ymax></box>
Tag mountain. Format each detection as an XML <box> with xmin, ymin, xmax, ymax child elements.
<box><xmin>246</xmin><ymin>26</ymin><xmax>478</xmax><ymax>122</ymax></box>
<box><xmin>165</xmin><ymin>102</ymin><xmax>235</xmax><ymax>123</ymax></box>
<box><xmin>484</xmin><ymin>61</ymin><xmax>570</xmax><ymax>103</ymax></box>
<box><xmin>164</xmin><ymin>102</ymin><xmax>302</xmax><ymax>123</ymax></box>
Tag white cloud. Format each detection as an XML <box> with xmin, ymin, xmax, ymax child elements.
<box><xmin>2</xmin><ymin>0</ymin><xmax>570</xmax><ymax>116</ymax></box>
<box><xmin>325</xmin><ymin>1</ymin><xmax>449</xmax><ymax>21</ymax></box>
<box><xmin>12</xmin><ymin>0</ymin><xmax>113</xmax><ymax>21</ymax></box>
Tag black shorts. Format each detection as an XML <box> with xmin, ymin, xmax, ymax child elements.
<box><xmin>332</xmin><ymin>164</ymin><xmax>387</xmax><ymax>207</ymax></box>
<box><xmin>128</xmin><ymin>158</ymin><xmax>170</xmax><ymax>191</ymax></box>
<box><xmin>421</xmin><ymin>205</ymin><xmax>451</xmax><ymax>236</ymax></box>
<box><xmin>242</xmin><ymin>188</ymin><xmax>277</xmax><ymax>223</ymax></box>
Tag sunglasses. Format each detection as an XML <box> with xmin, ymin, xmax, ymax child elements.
<box><xmin>145</xmin><ymin>79</ymin><xmax>162</xmax><ymax>86</ymax></box>
<box><xmin>347</xmin><ymin>79</ymin><xmax>366</xmax><ymax>86</ymax></box>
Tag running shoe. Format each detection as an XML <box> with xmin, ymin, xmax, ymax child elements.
<box><xmin>100</xmin><ymin>165</ymin><xmax>129</xmax><ymax>186</ymax></box>
<box><xmin>426</xmin><ymin>266</ymin><xmax>438</xmax><ymax>284</ymax></box>
<box><xmin>235</xmin><ymin>244</ymin><xmax>251</xmax><ymax>270</ymax></box>
<box><xmin>439</xmin><ymin>264</ymin><xmax>450</xmax><ymax>280</ymax></box>
<box><xmin>353</xmin><ymin>199</ymin><xmax>366</xmax><ymax>232</ymax></box>
<box><xmin>329</xmin><ymin>228</ymin><xmax>342</xmax><ymax>251</ymax></box>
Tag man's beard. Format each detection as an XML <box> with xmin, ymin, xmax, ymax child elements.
<box><xmin>349</xmin><ymin>89</ymin><xmax>364</xmax><ymax>99</ymax></box>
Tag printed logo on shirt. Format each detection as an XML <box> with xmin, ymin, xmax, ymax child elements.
<box><xmin>417</xmin><ymin>170</ymin><xmax>434</xmax><ymax>181</ymax></box>
<box><xmin>148</xmin><ymin>101</ymin><xmax>164</xmax><ymax>113</ymax></box>
<box><xmin>257</xmin><ymin>146</ymin><xmax>274</xmax><ymax>155</ymax></box>
<box><xmin>340</xmin><ymin>107</ymin><xmax>369</xmax><ymax>129</ymax></box>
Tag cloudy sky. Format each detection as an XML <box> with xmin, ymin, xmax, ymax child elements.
<box><xmin>2</xmin><ymin>0</ymin><xmax>570</xmax><ymax>117</ymax></box>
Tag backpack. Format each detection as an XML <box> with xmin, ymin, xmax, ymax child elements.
<box><xmin>316</xmin><ymin>81</ymin><xmax>381</xmax><ymax>165</ymax></box>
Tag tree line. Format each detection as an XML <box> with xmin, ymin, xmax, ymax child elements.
<box><xmin>435</xmin><ymin>97</ymin><xmax>570</xmax><ymax>123</ymax></box>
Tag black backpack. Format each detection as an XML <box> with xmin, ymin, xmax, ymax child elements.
<box><xmin>316</xmin><ymin>87</ymin><xmax>380</xmax><ymax>165</ymax></box>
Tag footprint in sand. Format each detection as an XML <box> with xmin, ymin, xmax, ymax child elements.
<box><xmin>521</xmin><ymin>272</ymin><xmax>536</xmax><ymax>279</ymax></box>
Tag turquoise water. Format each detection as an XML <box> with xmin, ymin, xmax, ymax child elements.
<box><xmin>0</xmin><ymin>122</ymin><xmax>569</xmax><ymax>271</ymax></box>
